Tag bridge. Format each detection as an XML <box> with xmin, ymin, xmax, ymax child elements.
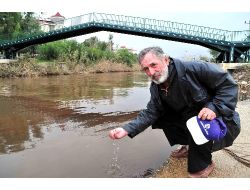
<box><xmin>0</xmin><ymin>12</ymin><xmax>250</xmax><ymax>62</ymax></box>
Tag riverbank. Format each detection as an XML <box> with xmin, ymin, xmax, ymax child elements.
<box><xmin>0</xmin><ymin>58</ymin><xmax>141</xmax><ymax>78</ymax></box>
<box><xmin>154</xmin><ymin>100</ymin><xmax>250</xmax><ymax>178</ymax></box>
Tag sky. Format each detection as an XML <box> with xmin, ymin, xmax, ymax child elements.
<box><xmin>1</xmin><ymin>0</ymin><xmax>250</xmax><ymax>60</ymax></box>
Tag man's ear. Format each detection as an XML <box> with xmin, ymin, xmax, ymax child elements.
<box><xmin>164</xmin><ymin>55</ymin><xmax>170</xmax><ymax>65</ymax></box>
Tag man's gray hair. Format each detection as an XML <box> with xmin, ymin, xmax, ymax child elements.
<box><xmin>138</xmin><ymin>46</ymin><xmax>165</xmax><ymax>64</ymax></box>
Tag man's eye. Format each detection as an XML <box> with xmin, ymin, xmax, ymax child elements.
<box><xmin>151</xmin><ymin>63</ymin><xmax>156</xmax><ymax>67</ymax></box>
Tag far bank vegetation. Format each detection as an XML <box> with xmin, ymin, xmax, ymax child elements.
<box><xmin>0</xmin><ymin>35</ymin><xmax>140</xmax><ymax>78</ymax></box>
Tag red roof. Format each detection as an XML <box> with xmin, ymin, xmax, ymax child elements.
<box><xmin>51</xmin><ymin>12</ymin><xmax>64</xmax><ymax>18</ymax></box>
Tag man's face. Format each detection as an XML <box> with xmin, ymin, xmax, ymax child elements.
<box><xmin>140</xmin><ymin>53</ymin><xmax>169</xmax><ymax>84</ymax></box>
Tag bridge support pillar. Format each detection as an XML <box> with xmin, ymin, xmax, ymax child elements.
<box><xmin>246</xmin><ymin>50</ymin><xmax>250</xmax><ymax>62</ymax></box>
<box><xmin>0</xmin><ymin>50</ymin><xmax>4</xmax><ymax>59</ymax></box>
<box><xmin>223</xmin><ymin>52</ymin><xmax>228</xmax><ymax>63</ymax></box>
<box><xmin>4</xmin><ymin>50</ymin><xmax>17</xmax><ymax>59</ymax></box>
<box><xmin>230</xmin><ymin>46</ymin><xmax>234</xmax><ymax>62</ymax></box>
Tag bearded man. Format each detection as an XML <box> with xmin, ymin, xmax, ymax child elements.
<box><xmin>109</xmin><ymin>46</ymin><xmax>240</xmax><ymax>178</ymax></box>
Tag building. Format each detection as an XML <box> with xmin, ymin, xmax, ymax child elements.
<box><xmin>120</xmin><ymin>45</ymin><xmax>137</xmax><ymax>54</ymax></box>
<box><xmin>39</xmin><ymin>12</ymin><xmax>65</xmax><ymax>32</ymax></box>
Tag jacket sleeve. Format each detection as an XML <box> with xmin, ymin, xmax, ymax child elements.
<box><xmin>122</xmin><ymin>84</ymin><xmax>162</xmax><ymax>138</ymax></box>
<box><xmin>187</xmin><ymin>62</ymin><xmax>238</xmax><ymax>118</ymax></box>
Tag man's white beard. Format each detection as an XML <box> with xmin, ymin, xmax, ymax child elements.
<box><xmin>152</xmin><ymin>65</ymin><xmax>169</xmax><ymax>84</ymax></box>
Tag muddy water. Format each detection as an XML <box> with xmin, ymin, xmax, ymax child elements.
<box><xmin>0</xmin><ymin>72</ymin><xmax>172</xmax><ymax>178</ymax></box>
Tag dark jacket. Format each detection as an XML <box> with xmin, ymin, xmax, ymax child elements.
<box><xmin>122</xmin><ymin>58</ymin><xmax>240</xmax><ymax>151</ymax></box>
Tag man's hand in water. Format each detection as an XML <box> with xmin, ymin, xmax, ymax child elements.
<box><xmin>109</xmin><ymin>128</ymin><xmax>128</xmax><ymax>140</ymax></box>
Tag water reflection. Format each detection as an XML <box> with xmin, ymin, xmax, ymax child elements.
<box><xmin>0</xmin><ymin>72</ymin><xmax>171</xmax><ymax>177</ymax></box>
<box><xmin>0</xmin><ymin>73</ymin><xmax>149</xmax><ymax>154</ymax></box>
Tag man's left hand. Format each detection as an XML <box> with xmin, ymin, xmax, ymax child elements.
<box><xmin>198</xmin><ymin>107</ymin><xmax>216</xmax><ymax>120</ymax></box>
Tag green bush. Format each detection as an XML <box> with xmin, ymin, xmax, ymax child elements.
<box><xmin>36</xmin><ymin>36</ymin><xmax>137</xmax><ymax>67</ymax></box>
<box><xmin>115</xmin><ymin>49</ymin><xmax>137</xmax><ymax>67</ymax></box>
<box><xmin>38</xmin><ymin>42</ymin><xmax>60</xmax><ymax>60</ymax></box>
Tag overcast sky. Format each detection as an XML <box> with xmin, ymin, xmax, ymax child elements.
<box><xmin>2</xmin><ymin>0</ymin><xmax>250</xmax><ymax>59</ymax></box>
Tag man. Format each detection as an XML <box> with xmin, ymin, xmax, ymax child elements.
<box><xmin>109</xmin><ymin>46</ymin><xmax>240</xmax><ymax>178</ymax></box>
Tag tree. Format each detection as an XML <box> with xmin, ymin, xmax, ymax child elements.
<box><xmin>199</xmin><ymin>55</ymin><xmax>210</xmax><ymax>62</ymax></box>
<box><xmin>83</xmin><ymin>36</ymin><xmax>99</xmax><ymax>48</ymax></box>
<box><xmin>0</xmin><ymin>12</ymin><xmax>41</xmax><ymax>56</ymax></box>
<box><xmin>108</xmin><ymin>34</ymin><xmax>114</xmax><ymax>51</ymax></box>
<box><xmin>0</xmin><ymin>13</ymin><xmax>22</xmax><ymax>40</ymax></box>
<box><xmin>20</xmin><ymin>12</ymin><xmax>40</xmax><ymax>35</ymax></box>
<box><xmin>115</xmin><ymin>48</ymin><xmax>137</xmax><ymax>67</ymax></box>
<box><xmin>0</xmin><ymin>12</ymin><xmax>41</xmax><ymax>40</ymax></box>
<box><xmin>37</xmin><ymin>42</ymin><xmax>60</xmax><ymax>60</ymax></box>
<box><xmin>209</xmin><ymin>49</ymin><xmax>220</xmax><ymax>62</ymax></box>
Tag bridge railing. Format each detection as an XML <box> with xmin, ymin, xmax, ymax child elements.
<box><xmin>90</xmin><ymin>13</ymin><xmax>249</xmax><ymax>42</ymax></box>
<box><xmin>90</xmin><ymin>13</ymin><xmax>229</xmax><ymax>41</ymax></box>
<box><xmin>230</xmin><ymin>30</ymin><xmax>250</xmax><ymax>42</ymax></box>
<box><xmin>63</xmin><ymin>13</ymin><xmax>92</xmax><ymax>28</ymax></box>
<box><xmin>0</xmin><ymin>31</ymin><xmax>45</xmax><ymax>44</ymax></box>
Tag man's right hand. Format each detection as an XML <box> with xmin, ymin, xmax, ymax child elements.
<box><xmin>109</xmin><ymin>127</ymin><xmax>128</xmax><ymax>140</ymax></box>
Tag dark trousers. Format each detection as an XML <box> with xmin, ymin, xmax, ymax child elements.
<box><xmin>162</xmin><ymin>120</ymin><xmax>213</xmax><ymax>173</ymax></box>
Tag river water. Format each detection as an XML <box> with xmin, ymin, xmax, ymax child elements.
<box><xmin>0</xmin><ymin>72</ymin><xmax>173</xmax><ymax>178</ymax></box>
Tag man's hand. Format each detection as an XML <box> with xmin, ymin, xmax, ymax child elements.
<box><xmin>109</xmin><ymin>127</ymin><xmax>128</xmax><ymax>140</ymax></box>
<box><xmin>198</xmin><ymin>107</ymin><xmax>216</xmax><ymax>120</ymax></box>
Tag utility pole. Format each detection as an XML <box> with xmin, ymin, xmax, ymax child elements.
<box><xmin>244</xmin><ymin>20</ymin><xmax>250</xmax><ymax>62</ymax></box>
<box><xmin>245</xmin><ymin>20</ymin><xmax>250</xmax><ymax>31</ymax></box>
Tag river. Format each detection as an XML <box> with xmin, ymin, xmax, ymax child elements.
<box><xmin>0</xmin><ymin>72</ymin><xmax>173</xmax><ymax>177</ymax></box>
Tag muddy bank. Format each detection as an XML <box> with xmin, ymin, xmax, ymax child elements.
<box><xmin>0</xmin><ymin>58</ymin><xmax>140</xmax><ymax>78</ymax></box>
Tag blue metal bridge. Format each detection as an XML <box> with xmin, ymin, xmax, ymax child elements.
<box><xmin>0</xmin><ymin>12</ymin><xmax>250</xmax><ymax>62</ymax></box>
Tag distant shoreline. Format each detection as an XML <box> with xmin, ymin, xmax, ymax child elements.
<box><xmin>0</xmin><ymin>58</ymin><xmax>141</xmax><ymax>78</ymax></box>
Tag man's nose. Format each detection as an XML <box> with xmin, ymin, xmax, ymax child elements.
<box><xmin>148</xmin><ymin>67</ymin><xmax>155</xmax><ymax>76</ymax></box>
